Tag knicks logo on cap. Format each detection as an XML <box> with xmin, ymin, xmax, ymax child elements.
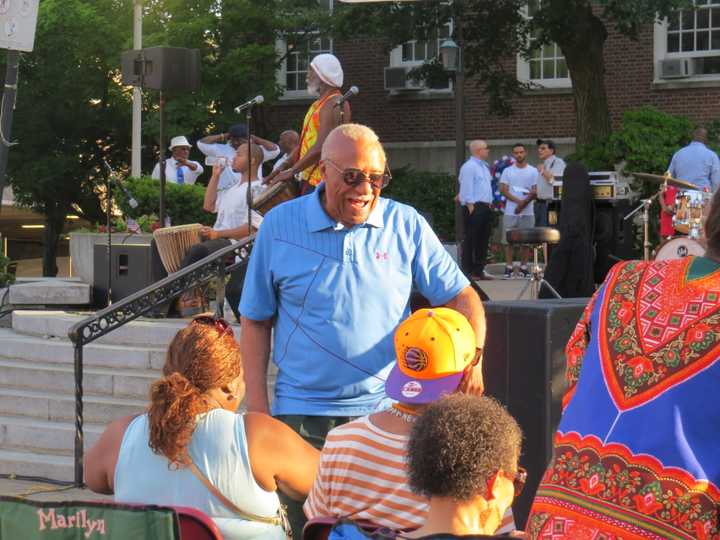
<box><xmin>403</xmin><ymin>347</ymin><xmax>428</xmax><ymax>372</ymax></box>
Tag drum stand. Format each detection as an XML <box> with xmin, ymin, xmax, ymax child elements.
<box><xmin>624</xmin><ymin>192</ymin><xmax>659</xmax><ymax>261</ymax></box>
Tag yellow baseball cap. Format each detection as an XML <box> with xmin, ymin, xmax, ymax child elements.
<box><xmin>385</xmin><ymin>307</ymin><xmax>477</xmax><ymax>404</ymax></box>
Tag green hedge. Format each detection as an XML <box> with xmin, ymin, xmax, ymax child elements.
<box><xmin>115</xmin><ymin>176</ymin><xmax>214</xmax><ymax>227</ymax></box>
<box><xmin>383</xmin><ymin>166</ymin><xmax>456</xmax><ymax>241</ymax></box>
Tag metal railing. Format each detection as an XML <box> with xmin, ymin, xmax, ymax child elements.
<box><xmin>67</xmin><ymin>235</ymin><xmax>255</xmax><ymax>487</ymax></box>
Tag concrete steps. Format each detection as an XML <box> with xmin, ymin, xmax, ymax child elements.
<box><xmin>0</xmin><ymin>310</ymin><xmax>193</xmax><ymax>481</ymax></box>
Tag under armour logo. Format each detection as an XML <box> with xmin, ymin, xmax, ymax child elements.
<box><xmin>375</xmin><ymin>251</ymin><xmax>389</xmax><ymax>260</ymax></box>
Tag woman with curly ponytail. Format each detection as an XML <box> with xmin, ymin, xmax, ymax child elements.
<box><xmin>85</xmin><ymin>315</ymin><xmax>320</xmax><ymax>539</ymax></box>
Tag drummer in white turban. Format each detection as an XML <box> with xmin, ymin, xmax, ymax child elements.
<box><xmin>265</xmin><ymin>53</ymin><xmax>351</xmax><ymax>194</ymax></box>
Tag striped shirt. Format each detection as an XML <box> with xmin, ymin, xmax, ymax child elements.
<box><xmin>303</xmin><ymin>415</ymin><xmax>516</xmax><ymax>534</ymax></box>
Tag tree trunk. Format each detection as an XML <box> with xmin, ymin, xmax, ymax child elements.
<box><xmin>42</xmin><ymin>211</ymin><xmax>65</xmax><ymax>277</ymax></box>
<box><xmin>558</xmin><ymin>5</ymin><xmax>612</xmax><ymax>148</ymax></box>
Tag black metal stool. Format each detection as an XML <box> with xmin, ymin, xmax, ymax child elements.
<box><xmin>506</xmin><ymin>227</ymin><xmax>561</xmax><ymax>299</ymax></box>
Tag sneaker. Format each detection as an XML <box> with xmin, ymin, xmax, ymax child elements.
<box><xmin>519</xmin><ymin>265</ymin><xmax>530</xmax><ymax>278</ymax></box>
<box><xmin>504</xmin><ymin>266</ymin><xmax>514</xmax><ymax>279</ymax></box>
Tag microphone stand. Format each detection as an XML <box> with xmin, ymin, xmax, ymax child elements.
<box><xmin>105</xmin><ymin>170</ymin><xmax>113</xmax><ymax>307</ymax></box>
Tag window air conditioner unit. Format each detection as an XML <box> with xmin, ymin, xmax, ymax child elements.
<box><xmin>659</xmin><ymin>58</ymin><xmax>695</xmax><ymax>79</ymax></box>
<box><xmin>384</xmin><ymin>66</ymin><xmax>425</xmax><ymax>91</ymax></box>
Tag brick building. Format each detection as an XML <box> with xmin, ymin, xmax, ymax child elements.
<box><xmin>266</xmin><ymin>3</ymin><xmax>720</xmax><ymax>174</ymax></box>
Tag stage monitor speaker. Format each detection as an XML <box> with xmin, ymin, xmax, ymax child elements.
<box><xmin>593</xmin><ymin>200</ymin><xmax>634</xmax><ymax>283</ymax></box>
<box><xmin>121</xmin><ymin>47</ymin><xmax>200</xmax><ymax>92</ymax></box>
<box><xmin>483</xmin><ymin>298</ymin><xmax>588</xmax><ymax>530</ymax></box>
<box><xmin>93</xmin><ymin>243</ymin><xmax>153</xmax><ymax>306</ymax></box>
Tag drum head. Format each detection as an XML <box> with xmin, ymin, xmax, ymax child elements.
<box><xmin>654</xmin><ymin>237</ymin><xmax>706</xmax><ymax>261</ymax></box>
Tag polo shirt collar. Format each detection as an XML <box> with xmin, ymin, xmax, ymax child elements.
<box><xmin>306</xmin><ymin>184</ymin><xmax>385</xmax><ymax>232</ymax></box>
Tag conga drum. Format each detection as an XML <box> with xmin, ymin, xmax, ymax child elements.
<box><xmin>252</xmin><ymin>181</ymin><xmax>299</xmax><ymax>215</ymax></box>
<box><xmin>153</xmin><ymin>223</ymin><xmax>203</xmax><ymax>273</ymax></box>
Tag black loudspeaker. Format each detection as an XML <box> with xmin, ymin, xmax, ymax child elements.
<box><xmin>593</xmin><ymin>200</ymin><xmax>634</xmax><ymax>283</ymax></box>
<box><xmin>93</xmin><ymin>244</ymin><xmax>153</xmax><ymax>306</ymax></box>
<box><xmin>483</xmin><ymin>299</ymin><xmax>589</xmax><ymax>530</ymax></box>
<box><xmin>121</xmin><ymin>47</ymin><xmax>200</xmax><ymax>92</ymax></box>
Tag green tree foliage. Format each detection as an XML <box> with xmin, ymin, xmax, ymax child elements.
<box><xmin>7</xmin><ymin>0</ymin><xmax>134</xmax><ymax>276</ymax></box>
<box><xmin>334</xmin><ymin>0</ymin><xmax>693</xmax><ymax>146</ymax></box>
<box><xmin>383</xmin><ymin>166</ymin><xmax>456</xmax><ymax>241</ymax></box>
<box><xmin>115</xmin><ymin>176</ymin><xmax>214</xmax><ymax>226</ymax></box>
<box><xmin>6</xmin><ymin>0</ymin><xmax>330</xmax><ymax>275</ymax></box>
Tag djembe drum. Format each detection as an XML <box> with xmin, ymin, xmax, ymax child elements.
<box><xmin>153</xmin><ymin>223</ymin><xmax>203</xmax><ymax>273</ymax></box>
<box><xmin>252</xmin><ymin>181</ymin><xmax>299</xmax><ymax>215</ymax></box>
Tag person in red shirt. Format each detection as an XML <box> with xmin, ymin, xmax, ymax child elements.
<box><xmin>659</xmin><ymin>184</ymin><xmax>677</xmax><ymax>239</ymax></box>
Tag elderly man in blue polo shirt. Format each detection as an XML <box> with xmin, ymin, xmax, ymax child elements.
<box><xmin>668</xmin><ymin>126</ymin><xmax>720</xmax><ymax>192</ymax></box>
<box><xmin>240</xmin><ymin>123</ymin><xmax>483</xmax><ymax>422</ymax></box>
<box><xmin>240</xmin><ymin>123</ymin><xmax>483</xmax><ymax>535</ymax></box>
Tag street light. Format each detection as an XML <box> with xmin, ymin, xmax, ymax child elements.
<box><xmin>439</xmin><ymin>38</ymin><xmax>459</xmax><ymax>73</ymax></box>
<box><xmin>440</xmin><ymin>30</ymin><xmax>465</xmax><ymax>253</ymax></box>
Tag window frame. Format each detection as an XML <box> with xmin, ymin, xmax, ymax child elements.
<box><xmin>276</xmin><ymin>0</ymin><xmax>334</xmax><ymax>100</ymax></box>
<box><xmin>654</xmin><ymin>1</ymin><xmax>720</xmax><ymax>83</ymax></box>
<box><xmin>516</xmin><ymin>2</ymin><xmax>572</xmax><ymax>89</ymax></box>
<box><xmin>386</xmin><ymin>21</ymin><xmax>454</xmax><ymax>93</ymax></box>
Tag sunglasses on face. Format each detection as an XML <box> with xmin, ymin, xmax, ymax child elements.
<box><xmin>324</xmin><ymin>159</ymin><xmax>392</xmax><ymax>190</ymax></box>
<box><xmin>192</xmin><ymin>314</ymin><xmax>234</xmax><ymax>338</ymax></box>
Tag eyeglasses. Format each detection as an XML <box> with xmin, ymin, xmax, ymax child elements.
<box><xmin>324</xmin><ymin>159</ymin><xmax>392</xmax><ymax>190</ymax></box>
<box><xmin>192</xmin><ymin>314</ymin><xmax>234</xmax><ymax>338</ymax></box>
<box><xmin>503</xmin><ymin>466</ymin><xmax>527</xmax><ymax>497</ymax></box>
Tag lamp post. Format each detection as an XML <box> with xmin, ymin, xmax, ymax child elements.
<box><xmin>131</xmin><ymin>0</ymin><xmax>142</xmax><ymax>178</ymax></box>
<box><xmin>440</xmin><ymin>28</ymin><xmax>465</xmax><ymax>256</ymax></box>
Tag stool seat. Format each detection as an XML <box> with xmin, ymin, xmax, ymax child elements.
<box><xmin>506</xmin><ymin>226</ymin><xmax>560</xmax><ymax>245</ymax></box>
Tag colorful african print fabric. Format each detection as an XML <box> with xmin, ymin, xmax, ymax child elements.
<box><xmin>527</xmin><ymin>257</ymin><xmax>720</xmax><ymax>540</ymax></box>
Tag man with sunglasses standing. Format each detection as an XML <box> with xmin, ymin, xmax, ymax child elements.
<box><xmin>240</xmin><ymin>123</ymin><xmax>484</xmax><ymax>538</ymax></box>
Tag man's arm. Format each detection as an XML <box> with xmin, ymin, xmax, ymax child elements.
<box><xmin>273</xmin><ymin>97</ymin><xmax>349</xmax><ymax>183</ymax></box>
<box><xmin>201</xmin><ymin>223</ymin><xmax>257</xmax><ymax>241</ymax></box>
<box><xmin>240</xmin><ymin>317</ymin><xmax>274</xmax><ymax>414</ymax></box>
<box><xmin>457</xmin><ymin>163</ymin><xmax>474</xmax><ymax>210</ymax></box>
<box><xmin>203</xmin><ymin>165</ymin><xmax>223</xmax><ymax>212</ymax></box>
<box><xmin>444</xmin><ymin>285</ymin><xmax>485</xmax><ymax>396</ymax></box>
<box><xmin>499</xmin><ymin>182</ymin><xmax>523</xmax><ymax>204</ymax></box>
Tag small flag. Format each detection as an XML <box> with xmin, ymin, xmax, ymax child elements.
<box><xmin>126</xmin><ymin>218</ymin><xmax>141</xmax><ymax>234</ymax></box>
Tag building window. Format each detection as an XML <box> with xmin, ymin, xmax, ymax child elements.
<box><xmin>387</xmin><ymin>23</ymin><xmax>452</xmax><ymax>92</ymax></box>
<box><xmin>283</xmin><ymin>36</ymin><xmax>333</xmax><ymax>93</ymax></box>
<box><xmin>517</xmin><ymin>1</ymin><xmax>571</xmax><ymax>88</ymax></box>
<box><xmin>654</xmin><ymin>1</ymin><xmax>720</xmax><ymax>81</ymax></box>
<box><xmin>276</xmin><ymin>0</ymin><xmax>333</xmax><ymax>99</ymax></box>
<box><xmin>666</xmin><ymin>2</ymin><xmax>720</xmax><ymax>54</ymax></box>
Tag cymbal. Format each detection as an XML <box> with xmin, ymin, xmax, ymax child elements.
<box><xmin>629</xmin><ymin>172</ymin><xmax>699</xmax><ymax>191</ymax></box>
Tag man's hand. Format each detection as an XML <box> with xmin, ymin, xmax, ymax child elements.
<box><xmin>466</xmin><ymin>203</ymin><xmax>475</xmax><ymax>215</ymax></box>
<box><xmin>200</xmin><ymin>226</ymin><xmax>218</xmax><ymax>240</ymax></box>
<box><xmin>268</xmin><ymin>168</ymin><xmax>295</xmax><ymax>185</ymax></box>
<box><xmin>514</xmin><ymin>201</ymin><xmax>527</xmax><ymax>214</ymax></box>
<box><xmin>459</xmin><ymin>361</ymin><xmax>484</xmax><ymax>397</ymax></box>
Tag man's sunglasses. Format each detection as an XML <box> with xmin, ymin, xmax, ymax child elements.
<box><xmin>324</xmin><ymin>159</ymin><xmax>392</xmax><ymax>190</ymax></box>
<box><xmin>192</xmin><ymin>314</ymin><xmax>234</xmax><ymax>338</ymax></box>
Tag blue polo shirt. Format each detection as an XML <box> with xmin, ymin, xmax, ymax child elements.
<box><xmin>240</xmin><ymin>186</ymin><xmax>469</xmax><ymax>416</ymax></box>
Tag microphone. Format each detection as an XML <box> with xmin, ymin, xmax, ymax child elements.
<box><xmin>234</xmin><ymin>95</ymin><xmax>264</xmax><ymax>113</ymax></box>
<box><xmin>335</xmin><ymin>86</ymin><xmax>359</xmax><ymax>107</ymax></box>
<box><xmin>102</xmin><ymin>159</ymin><xmax>139</xmax><ymax>209</ymax></box>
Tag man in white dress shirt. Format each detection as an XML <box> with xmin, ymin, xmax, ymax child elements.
<box><xmin>458</xmin><ymin>140</ymin><xmax>494</xmax><ymax>280</ymax></box>
<box><xmin>535</xmin><ymin>139</ymin><xmax>566</xmax><ymax>227</ymax></box>
<box><xmin>151</xmin><ymin>135</ymin><xmax>204</xmax><ymax>185</ymax></box>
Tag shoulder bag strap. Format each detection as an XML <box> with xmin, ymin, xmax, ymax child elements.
<box><xmin>187</xmin><ymin>461</ymin><xmax>286</xmax><ymax>529</ymax></box>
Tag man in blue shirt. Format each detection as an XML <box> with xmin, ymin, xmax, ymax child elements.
<box><xmin>458</xmin><ymin>139</ymin><xmax>494</xmax><ymax>280</ymax></box>
<box><xmin>240</xmin><ymin>123</ymin><xmax>483</xmax><ymax>424</ymax></box>
<box><xmin>668</xmin><ymin>127</ymin><xmax>720</xmax><ymax>192</ymax></box>
<box><xmin>240</xmin><ymin>123</ymin><xmax>484</xmax><ymax>536</ymax></box>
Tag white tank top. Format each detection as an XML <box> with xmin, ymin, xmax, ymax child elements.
<box><xmin>114</xmin><ymin>409</ymin><xmax>285</xmax><ymax>539</ymax></box>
